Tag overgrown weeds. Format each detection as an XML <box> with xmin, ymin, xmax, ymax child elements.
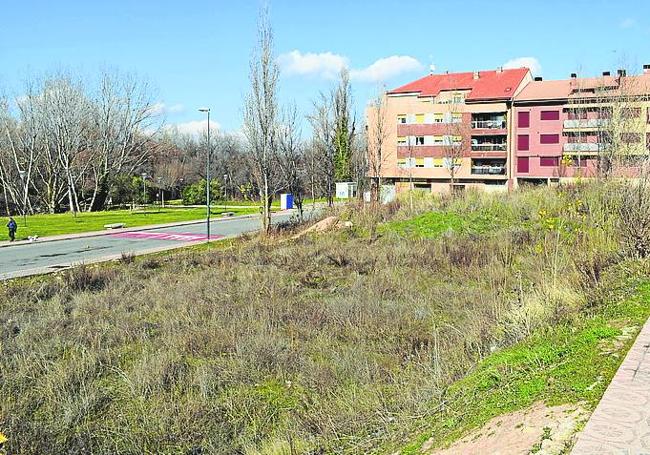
<box><xmin>0</xmin><ymin>181</ymin><xmax>647</xmax><ymax>454</ymax></box>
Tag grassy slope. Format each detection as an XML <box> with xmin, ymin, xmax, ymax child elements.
<box><xmin>381</xmin><ymin>210</ymin><xmax>502</xmax><ymax>238</ymax></box>
<box><xmin>1</xmin><ymin>187</ymin><xmax>647</xmax><ymax>454</ymax></box>
<box><xmin>399</xmin><ymin>269</ymin><xmax>650</xmax><ymax>454</ymax></box>
<box><xmin>0</xmin><ymin>207</ymin><xmax>259</xmax><ymax>241</ymax></box>
<box><xmin>373</xmin><ymin>191</ymin><xmax>650</xmax><ymax>453</ymax></box>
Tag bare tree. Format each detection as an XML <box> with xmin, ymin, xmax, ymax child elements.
<box><xmin>351</xmin><ymin>126</ymin><xmax>368</xmax><ymax>201</ymax></box>
<box><xmin>87</xmin><ymin>70</ymin><xmax>158</xmax><ymax>211</ymax></box>
<box><xmin>242</xmin><ymin>6</ymin><xmax>279</xmax><ymax>233</ymax></box>
<box><xmin>309</xmin><ymin>92</ymin><xmax>336</xmax><ymax>206</ymax></box>
<box><xmin>564</xmin><ymin>65</ymin><xmax>649</xmax><ymax>180</ymax></box>
<box><xmin>276</xmin><ymin>103</ymin><xmax>306</xmax><ymax>220</ymax></box>
<box><xmin>366</xmin><ymin>92</ymin><xmax>388</xmax><ymax>202</ymax></box>
<box><xmin>441</xmin><ymin>100</ymin><xmax>468</xmax><ymax>193</ymax></box>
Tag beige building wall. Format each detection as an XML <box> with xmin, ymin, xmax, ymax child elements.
<box><xmin>367</xmin><ymin>94</ymin><xmax>511</xmax><ymax>183</ymax></box>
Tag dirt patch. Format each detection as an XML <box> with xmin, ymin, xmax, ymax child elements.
<box><xmin>426</xmin><ymin>401</ymin><xmax>588</xmax><ymax>455</ymax></box>
<box><xmin>291</xmin><ymin>216</ymin><xmax>352</xmax><ymax>240</ymax></box>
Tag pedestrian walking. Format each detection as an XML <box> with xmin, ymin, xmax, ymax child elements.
<box><xmin>7</xmin><ymin>217</ymin><xmax>17</xmax><ymax>242</ymax></box>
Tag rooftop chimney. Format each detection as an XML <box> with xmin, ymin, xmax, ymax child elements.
<box><xmin>617</xmin><ymin>69</ymin><xmax>627</xmax><ymax>77</ymax></box>
<box><xmin>534</xmin><ymin>76</ymin><xmax>543</xmax><ymax>81</ymax></box>
<box><xmin>497</xmin><ymin>67</ymin><xmax>503</xmax><ymax>73</ymax></box>
<box><xmin>570</xmin><ymin>73</ymin><xmax>577</xmax><ymax>79</ymax></box>
<box><xmin>602</xmin><ymin>71</ymin><xmax>611</xmax><ymax>76</ymax></box>
<box><xmin>644</xmin><ymin>64</ymin><xmax>650</xmax><ymax>74</ymax></box>
<box><xmin>473</xmin><ymin>70</ymin><xmax>480</xmax><ymax>80</ymax></box>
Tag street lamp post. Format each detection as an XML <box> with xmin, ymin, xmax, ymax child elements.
<box><xmin>157</xmin><ymin>177</ymin><xmax>164</xmax><ymax>209</ymax></box>
<box><xmin>141</xmin><ymin>172</ymin><xmax>147</xmax><ymax>213</ymax></box>
<box><xmin>18</xmin><ymin>170</ymin><xmax>27</xmax><ymax>227</ymax></box>
<box><xmin>199</xmin><ymin>108</ymin><xmax>211</xmax><ymax>242</ymax></box>
<box><xmin>223</xmin><ymin>173</ymin><xmax>228</xmax><ymax>211</ymax></box>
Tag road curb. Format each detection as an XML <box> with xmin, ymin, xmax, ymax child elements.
<box><xmin>0</xmin><ymin>232</ymin><xmax>243</xmax><ymax>281</ymax></box>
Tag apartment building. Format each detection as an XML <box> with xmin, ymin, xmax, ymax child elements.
<box><xmin>368</xmin><ymin>65</ymin><xmax>650</xmax><ymax>195</ymax></box>
<box><xmin>367</xmin><ymin>68</ymin><xmax>532</xmax><ymax>193</ymax></box>
<box><xmin>513</xmin><ymin>68</ymin><xmax>650</xmax><ymax>185</ymax></box>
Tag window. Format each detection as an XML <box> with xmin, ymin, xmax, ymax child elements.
<box><xmin>518</xmin><ymin>134</ymin><xmax>529</xmax><ymax>151</ymax></box>
<box><xmin>518</xmin><ymin>111</ymin><xmax>530</xmax><ymax>128</ymax></box>
<box><xmin>415</xmin><ymin>158</ymin><xmax>425</xmax><ymax>168</ymax></box>
<box><xmin>451</xmin><ymin>113</ymin><xmax>463</xmax><ymax>123</ymax></box>
<box><xmin>540</xmin><ymin>110</ymin><xmax>560</xmax><ymax>121</ymax></box>
<box><xmin>452</xmin><ymin>92</ymin><xmax>464</xmax><ymax>104</ymax></box>
<box><xmin>415</xmin><ymin>136</ymin><xmax>425</xmax><ymax>145</ymax></box>
<box><xmin>415</xmin><ymin>113</ymin><xmax>425</xmax><ymax>124</ymax></box>
<box><xmin>432</xmin><ymin>158</ymin><xmax>444</xmax><ymax>167</ymax></box>
<box><xmin>433</xmin><ymin>113</ymin><xmax>444</xmax><ymax>123</ymax></box>
<box><xmin>452</xmin><ymin>135</ymin><xmax>462</xmax><ymax>144</ymax></box>
<box><xmin>540</xmin><ymin>134</ymin><xmax>560</xmax><ymax>144</ymax></box>
<box><xmin>517</xmin><ymin>157</ymin><xmax>530</xmax><ymax>173</ymax></box>
<box><xmin>540</xmin><ymin>157</ymin><xmax>559</xmax><ymax>167</ymax></box>
<box><xmin>432</xmin><ymin>135</ymin><xmax>444</xmax><ymax>145</ymax></box>
<box><xmin>567</xmin><ymin>109</ymin><xmax>588</xmax><ymax>120</ymax></box>
<box><xmin>397</xmin><ymin>159</ymin><xmax>407</xmax><ymax>168</ymax></box>
<box><xmin>397</xmin><ymin>136</ymin><xmax>406</xmax><ymax>145</ymax></box>
<box><xmin>647</xmin><ymin>107</ymin><xmax>650</xmax><ymax>124</ymax></box>
<box><xmin>397</xmin><ymin>114</ymin><xmax>407</xmax><ymax>124</ymax></box>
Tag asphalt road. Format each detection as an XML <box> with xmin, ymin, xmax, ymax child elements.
<box><xmin>0</xmin><ymin>211</ymin><xmax>303</xmax><ymax>280</ymax></box>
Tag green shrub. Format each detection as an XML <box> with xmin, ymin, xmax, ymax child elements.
<box><xmin>181</xmin><ymin>179</ymin><xmax>223</xmax><ymax>205</ymax></box>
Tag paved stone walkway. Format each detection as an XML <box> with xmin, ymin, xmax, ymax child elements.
<box><xmin>572</xmin><ymin>317</ymin><xmax>650</xmax><ymax>454</ymax></box>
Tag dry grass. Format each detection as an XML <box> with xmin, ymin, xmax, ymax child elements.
<box><xmin>0</xmin><ymin>182</ymin><xmax>642</xmax><ymax>454</ymax></box>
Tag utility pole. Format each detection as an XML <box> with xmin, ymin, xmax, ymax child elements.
<box><xmin>199</xmin><ymin>108</ymin><xmax>211</xmax><ymax>242</ymax></box>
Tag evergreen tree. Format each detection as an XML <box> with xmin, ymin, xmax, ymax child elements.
<box><xmin>333</xmin><ymin>69</ymin><xmax>356</xmax><ymax>182</ymax></box>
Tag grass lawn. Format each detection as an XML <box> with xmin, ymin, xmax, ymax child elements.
<box><xmin>381</xmin><ymin>210</ymin><xmax>503</xmax><ymax>238</ymax></box>
<box><xmin>399</xmin><ymin>268</ymin><xmax>650</xmax><ymax>454</ymax></box>
<box><xmin>167</xmin><ymin>197</ymin><xmax>329</xmax><ymax>207</ymax></box>
<box><xmin>0</xmin><ymin>206</ymin><xmax>259</xmax><ymax>241</ymax></box>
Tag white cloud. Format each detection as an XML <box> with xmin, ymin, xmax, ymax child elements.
<box><xmin>277</xmin><ymin>50</ymin><xmax>348</xmax><ymax>79</ymax></box>
<box><xmin>350</xmin><ymin>56</ymin><xmax>424</xmax><ymax>83</ymax></box>
<box><xmin>620</xmin><ymin>17</ymin><xmax>636</xmax><ymax>29</ymax></box>
<box><xmin>503</xmin><ymin>57</ymin><xmax>542</xmax><ymax>76</ymax></box>
<box><xmin>148</xmin><ymin>102</ymin><xmax>185</xmax><ymax>116</ymax></box>
<box><xmin>278</xmin><ymin>51</ymin><xmax>423</xmax><ymax>83</ymax></box>
<box><xmin>164</xmin><ymin>120</ymin><xmax>220</xmax><ymax>136</ymax></box>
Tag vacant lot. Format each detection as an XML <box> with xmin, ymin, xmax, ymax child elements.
<box><xmin>1</xmin><ymin>183</ymin><xmax>648</xmax><ymax>454</ymax></box>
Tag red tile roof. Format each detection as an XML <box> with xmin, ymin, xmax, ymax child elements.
<box><xmin>388</xmin><ymin>68</ymin><xmax>530</xmax><ymax>101</ymax></box>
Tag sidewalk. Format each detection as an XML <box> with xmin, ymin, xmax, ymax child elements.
<box><xmin>572</xmin><ymin>316</ymin><xmax>650</xmax><ymax>454</ymax></box>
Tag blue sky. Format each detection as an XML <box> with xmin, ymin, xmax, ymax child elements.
<box><xmin>1</xmin><ymin>0</ymin><xmax>649</xmax><ymax>134</ymax></box>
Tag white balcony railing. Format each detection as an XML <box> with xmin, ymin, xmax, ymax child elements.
<box><xmin>471</xmin><ymin>119</ymin><xmax>506</xmax><ymax>129</ymax></box>
<box><xmin>563</xmin><ymin>119</ymin><xmax>608</xmax><ymax>129</ymax></box>
<box><xmin>471</xmin><ymin>143</ymin><xmax>507</xmax><ymax>151</ymax></box>
<box><xmin>471</xmin><ymin>165</ymin><xmax>506</xmax><ymax>175</ymax></box>
<box><xmin>563</xmin><ymin>142</ymin><xmax>602</xmax><ymax>152</ymax></box>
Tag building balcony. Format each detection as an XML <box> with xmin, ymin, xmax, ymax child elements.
<box><xmin>563</xmin><ymin>142</ymin><xmax>603</xmax><ymax>152</ymax></box>
<box><xmin>471</xmin><ymin>165</ymin><xmax>506</xmax><ymax>175</ymax></box>
<box><xmin>471</xmin><ymin>119</ymin><xmax>506</xmax><ymax>129</ymax></box>
<box><xmin>471</xmin><ymin>143</ymin><xmax>507</xmax><ymax>152</ymax></box>
<box><xmin>563</xmin><ymin>119</ymin><xmax>608</xmax><ymax>129</ymax></box>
